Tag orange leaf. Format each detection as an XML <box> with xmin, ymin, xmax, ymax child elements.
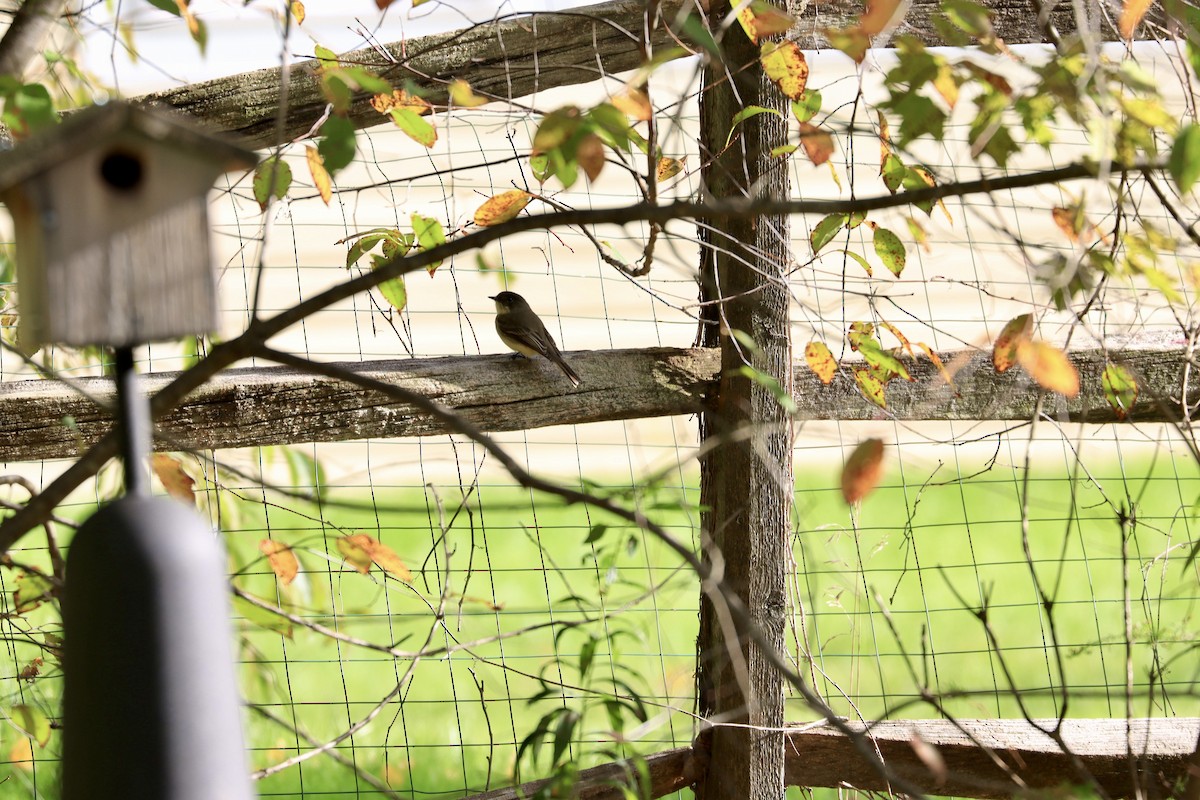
<box><xmin>151</xmin><ymin>454</ymin><xmax>195</xmax><ymax>504</ymax></box>
<box><xmin>473</xmin><ymin>190</ymin><xmax>531</xmax><ymax>227</ymax></box>
<box><xmin>371</xmin><ymin>90</ymin><xmax>431</xmax><ymax>116</ymax></box>
<box><xmin>1119</xmin><ymin>0</ymin><xmax>1152</xmax><ymax>39</ymax></box>
<box><xmin>576</xmin><ymin>132</ymin><xmax>606</xmax><ymax>182</ymax></box>
<box><xmin>805</xmin><ymin>341</ymin><xmax>837</xmax><ymax>385</ymax></box>
<box><xmin>917</xmin><ymin>342</ymin><xmax>958</xmax><ymax>394</ymax></box>
<box><xmin>1017</xmin><ymin>340</ymin><xmax>1080</xmax><ymax>397</ymax></box>
<box><xmin>306</xmin><ymin>146</ymin><xmax>332</xmax><ymax>205</ymax></box>
<box><xmin>760</xmin><ymin>41</ymin><xmax>809</xmax><ymax>100</ymax></box>
<box><xmin>9</xmin><ymin>737</ymin><xmax>32</xmax><ymax>772</ymax></box>
<box><xmin>842</xmin><ymin>438</ymin><xmax>885</xmax><ymax>504</ymax></box>
<box><xmin>861</xmin><ymin>0</ymin><xmax>904</xmax><ymax>35</ymax></box>
<box><xmin>337</xmin><ymin>535</ymin><xmax>374</xmax><ymax>574</ymax></box>
<box><xmin>992</xmin><ymin>314</ymin><xmax>1032</xmax><ymax>373</ymax></box>
<box><xmin>798</xmin><ymin>122</ymin><xmax>835</xmax><ymax>166</ymax></box>
<box><xmin>337</xmin><ymin>534</ymin><xmax>412</xmax><ymax>582</ymax></box>
<box><xmin>1051</xmin><ymin>206</ymin><xmax>1080</xmax><ymax>242</ymax></box>
<box><xmin>19</xmin><ymin>658</ymin><xmax>42</xmax><ymax>681</ymax></box>
<box><xmin>259</xmin><ymin>540</ymin><xmax>299</xmax><ymax>586</ymax></box>
<box><xmin>366</xmin><ymin>539</ymin><xmax>413</xmax><ymax>582</ymax></box>
<box><xmin>612</xmin><ymin>87</ymin><xmax>652</xmax><ymax>121</ymax></box>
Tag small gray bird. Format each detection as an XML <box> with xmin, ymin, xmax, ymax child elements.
<box><xmin>490</xmin><ymin>291</ymin><xmax>582</xmax><ymax>387</ymax></box>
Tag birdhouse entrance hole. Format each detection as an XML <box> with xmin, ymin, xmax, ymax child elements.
<box><xmin>99</xmin><ymin>150</ymin><xmax>143</xmax><ymax>191</ymax></box>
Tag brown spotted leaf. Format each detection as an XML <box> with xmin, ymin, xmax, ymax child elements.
<box><xmin>854</xmin><ymin>367</ymin><xmax>887</xmax><ymax>409</ymax></box>
<box><xmin>473</xmin><ymin>190</ymin><xmax>531</xmax><ymax>227</ymax></box>
<box><xmin>737</xmin><ymin>0</ymin><xmax>794</xmax><ymax>44</ymax></box>
<box><xmin>805</xmin><ymin>341</ymin><xmax>837</xmax><ymax>385</ymax></box>
<box><xmin>917</xmin><ymin>342</ymin><xmax>958</xmax><ymax>394</ymax></box>
<box><xmin>760</xmin><ymin>41</ymin><xmax>808</xmax><ymax>100</ymax></box>
<box><xmin>306</xmin><ymin>146</ymin><xmax>332</xmax><ymax>205</ymax></box>
<box><xmin>842</xmin><ymin>438</ymin><xmax>885</xmax><ymax>504</ymax></box>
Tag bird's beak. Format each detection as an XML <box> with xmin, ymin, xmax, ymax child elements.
<box><xmin>488</xmin><ymin>295</ymin><xmax>498</xmax><ymax>301</ymax></box>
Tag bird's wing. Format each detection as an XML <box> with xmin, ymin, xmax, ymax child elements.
<box><xmin>496</xmin><ymin>316</ymin><xmax>561</xmax><ymax>357</ymax></box>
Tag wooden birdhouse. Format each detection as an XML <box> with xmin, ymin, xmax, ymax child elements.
<box><xmin>0</xmin><ymin>100</ymin><xmax>258</xmax><ymax>350</ymax></box>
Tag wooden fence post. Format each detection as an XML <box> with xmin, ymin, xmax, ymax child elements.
<box><xmin>695</xmin><ymin>2</ymin><xmax>796</xmax><ymax>799</ymax></box>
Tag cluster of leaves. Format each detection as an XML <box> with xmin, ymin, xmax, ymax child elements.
<box><xmin>340</xmin><ymin>214</ymin><xmax>447</xmax><ymax>313</ymax></box>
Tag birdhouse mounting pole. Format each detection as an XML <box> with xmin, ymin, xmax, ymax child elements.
<box><xmin>114</xmin><ymin>345</ymin><xmax>150</xmax><ymax>496</ymax></box>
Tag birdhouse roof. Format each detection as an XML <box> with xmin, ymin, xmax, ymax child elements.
<box><xmin>0</xmin><ymin>100</ymin><xmax>258</xmax><ymax>193</ymax></box>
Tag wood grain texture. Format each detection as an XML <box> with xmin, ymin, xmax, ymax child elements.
<box><xmin>132</xmin><ymin>0</ymin><xmax>1153</xmax><ymax>149</ymax></box>
<box><xmin>784</xmin><ymin>717</ymin><xmax>1200</xmax><ymax>798</ymax></box>
<box><xmin>0</xmin><ymin>337</ymin><xmax>1192</xmax><ymax>463</ymax></box>
<box><xmin>456</xmin><ymin>718</ymin><xmax>1199</xmax><ymax>800</ymax></box>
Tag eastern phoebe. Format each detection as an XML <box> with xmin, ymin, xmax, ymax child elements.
<box><xmin>490</xmin><ymin>291</ymin><xmax>582</xmax><ymax>387</ymax></box>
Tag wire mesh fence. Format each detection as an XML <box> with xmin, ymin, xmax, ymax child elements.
<box><xmin>0</xmin><ymin>3</ymin><xmax>1195</xmax><ymax>798</ymax></box>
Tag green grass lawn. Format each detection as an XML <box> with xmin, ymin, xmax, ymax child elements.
<box><xmin>0</xmin><ymin>456</ymin><xmax>1196</xmax><ymax>798</ymax></box>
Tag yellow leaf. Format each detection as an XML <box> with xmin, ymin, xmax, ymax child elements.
<box><xmin>612</xmin><ymin>87</ymin><xmax>652</xmax><ymax>121</ymax></box>
<box><xmin>474</xmin><ymin>190</ymin><xmax>531</xmax><ymax>227</ymax></box>
<box><xmin>760</xmin><ymin>41</ymin><xmax>809</xmax><ymax>100</ymax></box>
<box><xmin>804</xmin><ymin>341</ymin><xmax>837</xmax><ymax>385</ymax></box>
<box><xmin>992</xmin><ymin>314</ymin><xmax>1032</xmax><ymax>373</ymax></box>
<box><xmin>798</xmin><ymin>121</ymin><xmax>835</xmax><ymax>165</ymax></box>
<box><xmin>151</xmin><ymin>453</ymin><xmax>195</xmax><ymax>504</ymax></box>
<box><xmin>9</xmin><ymin>737</ymin><xmax>32</xmax><ymax>771</ymax></box>
<box><xmin>306</xmin><ymin>146</ymin><xmax>332</xmax><ymax>205</ymax></box>
<box><xmin>290</xmin><ymin>0</ymin><xmax>305</xmax><ymax>24</ymax></box>
<box><xmin>656</xmin><ymin>156</ymin><xmax>684</xmax><ymax>182</ymax></box>
<box><xmin>1017</xmin><ymin>340</ymin><xmax>1080</xmax><ymax>397</ymax></box>
<box><xmin>1119</xmin><ymin>0</ymin><xmax>1152</xmax><ymax>39</ymax></box>
<box><xmin>576</xmin><ymin>132</ymin><xmax>606</xmax><ymax>181</ymax></box>
<box><xmin>449</xmin><ymin>79</ymin><xmax>488</xmax><ymax>108</ymax></box>
<box><xmin>932</xmin><ymin>62</ymin><xmax>958</xmax><ymax>108</ymax></box>
<box><xmin>737</xmin><ymin>0</ymin><xmax>794</xmax><ymax>44</ymax></box>
<box><xmin>12</xmin><ymin>705</ymin><xmax>50</xmax><ymax>747</ymax></box>
<box><xmin>337</xmin><ymin>535</ymin><xmax>374</xmax><ymax>574</ymax></box>
<box><xmin>259</xmin><ymin>540</ymin><xmax>299</xmax><ymax>586</ymax></box>
<box><xmin>842</xmin><ymin>438</ymin><xmax>885</xmax><ymax>504</ymax></box>
<box><xmin>879</xmin><ymin>320</ymin><xmax>913</xmax><ymax>357</ymax></box>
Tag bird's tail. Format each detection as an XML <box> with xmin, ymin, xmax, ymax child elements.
<box><xmin>550</xmin><ymin>353</ymin><xmax>582</xmax><ymax>387</ymax></box>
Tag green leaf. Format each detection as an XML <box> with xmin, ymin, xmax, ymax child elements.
<box><xmin>390</xmin><ymin>107</ymin><xmax>437</xmax><ymax>148</ymax></box>
<box><xmin>578</xmin><ymin>636</ymin><xmax>598</xmax><ymax>679</ymax></box>
<box><xmin>340</xmin><ymin>66</ymin><xmax>391</xmax><ymax>94</ymax></box>
<box><xmin>854</xmin><ymin>368</ymin><xmax>887</xmax><ymax>408</ymax></box>
<box><xmin>857</xmin><ymin>339</ymin><xmax>912</xmax><ymax>382</ymax></box>
<box><xmin>1169</xmin><ymin>124</ymin><xmax>1200</xmax><ymax>193</ymax></box>
<box><xmin>233</xmin><ymin>594</ymin><xmax>294</xmax><ymax>638</ymax></box>
<box><xmin>376</xmin><ymin>274</ymin><xmax>407</xmax><ymax>312</ymax></box>
<box><xmin>791</xmin><ymin>90</ymin><xmax>822</xmax><ymax>122</ymax></box>
<box><xmin>584</xmin><ymin>524</ymin><xmax>608</xmax><ymax>544</ymax></box>
<box><xmin>252</xmin><ymin>157</ymin><xmax>292</xmax><ymax>210</ymax></box>
<box><xmin>737</xmin><ymin>365</ymin><xmax>797</xmax><ymax>413</ymax></box>
<box><xmin>810</xmin><ymin>213</ymin><xmax>848</xmax><ymax>252</ymax></box>
<box><xmin>318</xmin><ymin>115</ymin><xmax>357</xmax><ymax>173</ymax></box>
<box><xmin>412</xmin><ymin>213</ymin><xmax>446</xmax><ymax>274</ymax></box>
<box><xmin>314</xmin><ymin>44</ymin><xmax>339</xmax><ymax>67</ymax></box>
<box><xmin>588</xmin><ymin>103</ymin><xmax>633</xmax><ymax>151</ymax></box>
<box><xmin>534</xmin><ymin>107</ymin><xmax>582</xmax><ymax>152</ymax></box>
<box><xmin>11</xmin><ymin>705</ymin><xmax>50</xmax><ymax>747</ymax></box>
<box><xmin>8</xmin><ymin>83</ymin><xmax>56</xmax><ymax>135</ymax></box>
<box><xmin>881</xmin><ymin>153</ymin><xmax>906</xmax><ymax>193</ymax></box>
<box><xmin>839</xmin><ymin>249</ymin><xmax>873</xmax><ymax>277</ymax></box>
<box><xmin>727</xmin><ymin>105</ymin><xmax>783</xmax><ymax>147</ymax></box>
<box><xmin>530</xmin><ymin>153</ymin><xmax>551</xmax><ymax>184</ymax></box>
<box><xmin>1101</xmin><ymin>362</ymin><xmax>1138</xmax><ymax>420</ymax></box>
<box><xmin>679</xmin><ymin>14</ymin><xmax>721</xmax><ymax>60</ymax></box>
<box><xmin>873</xmin><ymin>226</ymin><xmax>906</xmax><ymax>276</ymax></box>
<box><xmin>552</xmin><ymin>709</ymin><xmax>580</xmax><ymax>766</ymax></box>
